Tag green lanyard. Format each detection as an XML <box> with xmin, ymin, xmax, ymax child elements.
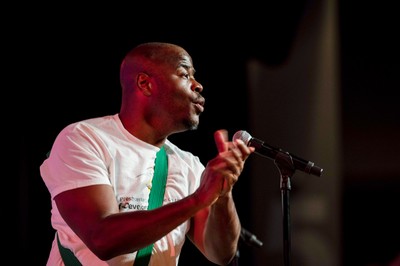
<box><xmin>57</xmin><ymin>233</ymin><xmax>82</xmax><ymax>266</ymax></box>
<box><xmin>56</xmin><ymin>146</ymin><xmax>168</xmax><ymax>266</ymax></box>
<box><xmin>134</xmin><ymin>146</ymin><xmax>168</xmax><ymax>266</ymax></box>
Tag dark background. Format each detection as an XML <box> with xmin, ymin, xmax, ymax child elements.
<box><xmin>17</xmin><ymin>1</ymin><xmax>399</xmax><ymax>265</ymax></box>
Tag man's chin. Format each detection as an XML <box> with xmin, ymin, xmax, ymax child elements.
<box><xmin>185</xmin><ymin>119</ymin><xmax>199</xmax><ymax>131</ymax></box>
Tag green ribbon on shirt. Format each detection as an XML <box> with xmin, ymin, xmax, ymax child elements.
<box><xmin>134</xmin><ymin>146</ymin><xmax>168</xmax><ymax>266</ymax></box>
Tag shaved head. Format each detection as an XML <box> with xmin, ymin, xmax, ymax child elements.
<box><xmin>120</xmin><ymin>42</ymin><xmax>191</xmax><ymax>92</ymax></box>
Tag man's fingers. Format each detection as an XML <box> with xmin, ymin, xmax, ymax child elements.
<box><xmin>214</xmin><ymin>129</ymin><xmax>229</xmax><ymax>153</ymax></box>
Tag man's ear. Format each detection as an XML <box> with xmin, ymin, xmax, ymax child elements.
<box><xmin>137</xmin><ymin>72</ymin><xmax>151</xmax><ymax>96</ymax></box>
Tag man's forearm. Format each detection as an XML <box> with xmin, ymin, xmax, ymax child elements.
<box><xmin>203</xmin><ymin>192</ymin><xmax>241</xmax><ymax>265</ymax></box>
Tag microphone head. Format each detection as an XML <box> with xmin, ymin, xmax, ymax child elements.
<box><xmin>233</xmin><ymin>130</ymin><xmax>252</xmax><ymax>145</ymax></box>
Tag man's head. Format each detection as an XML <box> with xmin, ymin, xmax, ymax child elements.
<box><xmin>119</xmin><ymin>42</ymin><xmax>205</xmax><ymax>140</ymax></box>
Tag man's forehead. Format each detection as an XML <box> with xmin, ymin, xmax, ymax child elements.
<box><xmin>176</xmin><ymin>54</ymin><xmax>194</xmax><ymax>69</ymax></box>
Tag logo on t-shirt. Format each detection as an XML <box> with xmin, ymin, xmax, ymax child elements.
<box><xmin>118</xmin><ymin>196</ymin><xmax>147</xmax><ymax>210</ymax></box>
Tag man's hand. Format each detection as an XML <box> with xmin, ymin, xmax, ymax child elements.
<box><xmin>213</xmin><ymin>129</ymin><xmax>254</xmax><ymax>196</ymax></box>
<box><xmin>196</xmin><ymin>129</ymin><xmax>255</xmax><ymax>206</ymax></box>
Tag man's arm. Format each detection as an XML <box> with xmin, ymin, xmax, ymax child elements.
<box><xmin>55</xmin><ymin>184</ymin><xmax>208</xmax><ymax>261</ymax></box>
<box><xmin>187</xmin><ymin>130</ymin><xmax>254</xmax><ymax>265</ymax></box>
<box><xmin>188</xmin><ymin>192</ymin><xmax>241</xmax><ymax>265</ymax></box>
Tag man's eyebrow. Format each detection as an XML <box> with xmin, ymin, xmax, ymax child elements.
<box><xmin>178</xmin><ymin>62</ymin><xmax>196</xmax><ymax>74</ymax></box>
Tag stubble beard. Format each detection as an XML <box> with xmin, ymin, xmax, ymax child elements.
<box><xmin>184</xmin><ymin>115</ymin><xmax>200</xmax><ymax>131</ymax></box>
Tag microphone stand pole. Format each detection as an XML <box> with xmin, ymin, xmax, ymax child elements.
<box><xmin>274</xmin><ymin>151</ymin><xmax>296</xmax><ymax>266</ymax></box>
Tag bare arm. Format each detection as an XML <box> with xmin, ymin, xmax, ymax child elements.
<box><xmin>188</xmin><ymin>130</ymin><xmax>254</xmax><ymax>265</ymax></box>
<box><xmin>55</xmin><ymin>183</ymin><xmax>210</xmax><ymax>261</ymax></box>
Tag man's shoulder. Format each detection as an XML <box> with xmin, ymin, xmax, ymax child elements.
<box><xmin>67</xmin><ymin>114</ymin><xmax>117</xmax><ymax>128</ymax></box>
<box><xmin>59</xmin><ymin>114</ymin><xmax>118</xmax><ymax>138</ymax></box>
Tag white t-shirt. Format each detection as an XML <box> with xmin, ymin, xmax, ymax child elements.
<box><xmin>40</xmin><ymin>114</ymin><xmax>205</xmax><ymax>266</ymax></box>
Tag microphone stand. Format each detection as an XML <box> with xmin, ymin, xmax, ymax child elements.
<box><xmin>274</xmin><ymin>151</ymin><xmax>296</xmax><ymax>266</ymax></box>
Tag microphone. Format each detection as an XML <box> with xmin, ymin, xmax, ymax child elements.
<box><xmin>233</xmin><ymin>130</ymin><xmax>323</xmax><ymax>177</ymax></box>
<box><xmin>240</xmin><ymin>227</ymin><xmax>263</xmax><ymax>247</ymax></box>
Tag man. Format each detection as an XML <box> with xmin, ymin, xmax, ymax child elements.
<box><xmin>40</xmin><ymin>42</ymin><xmax>254</xmax><ymax>265</ymax></box>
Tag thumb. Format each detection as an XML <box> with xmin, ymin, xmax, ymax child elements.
<box><xmin>214</xmin><ymin>129</ymin><xmax>229</xmax><ymax>153</ymax></box>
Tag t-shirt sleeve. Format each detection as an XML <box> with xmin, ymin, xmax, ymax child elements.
<box><xmin>40</xmin><ymin>122</ymin><xmax>111</xmax><ymax>199</ymax></box>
